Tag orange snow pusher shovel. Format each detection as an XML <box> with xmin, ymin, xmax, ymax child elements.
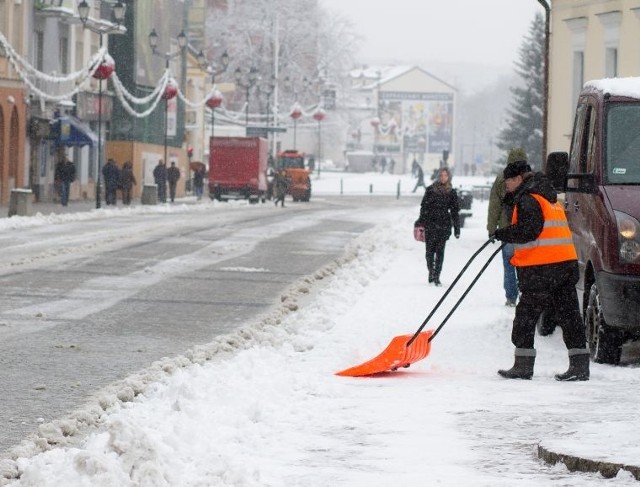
<box><xmin>336</xmin><ymin>240</ymin><xmax>504</xmax><ymax>377</ymax></box>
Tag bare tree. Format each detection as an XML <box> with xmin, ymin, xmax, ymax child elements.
<box><xmin>203</xmin><ymin>0</ymin><xmax>358</xmax><ymax>115</ymax></box>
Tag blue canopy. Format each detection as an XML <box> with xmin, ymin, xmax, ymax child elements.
<box><xmin>52</xmin><ymin>116</ymin><xmax>98</xmax><ymax>147</ymax></box>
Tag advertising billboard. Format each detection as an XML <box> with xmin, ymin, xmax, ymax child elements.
<box><xmin>379</xmin><ymin>91</ymin><xmax>454</xmax><ymax>156</ymax></box>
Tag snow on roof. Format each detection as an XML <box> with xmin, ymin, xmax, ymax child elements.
<box><xmin>585</xmin><ymin>77</ymin><xmax>640</xmax><ymax>98</ymax></box>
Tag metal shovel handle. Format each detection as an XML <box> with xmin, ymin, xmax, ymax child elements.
<box><xmin>407</xmin><ymin>239</ymin><xmax>505</xmax><ymax>346</ymax></box>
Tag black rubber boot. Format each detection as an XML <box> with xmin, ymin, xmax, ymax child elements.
<box><xmin>555</xmin><ymin>351</ymin><xmax>590</xmax><ymax>381</ymax></box>
<box><xmin>498</xmin><ymin>349</ymin><xmax>536</xmax><ymax>379</ymax></box>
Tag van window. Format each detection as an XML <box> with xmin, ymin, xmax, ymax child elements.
<box><xmin>606</xmin><ymin>104</ymin><xmax>640</xmax><ymax>184</ymax></box>
<box><xmin>569</xmin><ymin>103</ymin><xmax>586</xmax><ymax>173</ymax></box>
<box><xmin>585</xmin><ymin>106</ymin><xmax>597</xmax><ymax>173</ymax></box>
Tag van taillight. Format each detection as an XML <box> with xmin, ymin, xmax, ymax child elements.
<box><xmin>615</xmin><ymin>210</ymin><xmax>640</xmax><ymax>264</ymax></box>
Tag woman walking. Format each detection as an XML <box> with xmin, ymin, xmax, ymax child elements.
<box><xmin>414</xmin><ymin>167</ymin><xmax>460</xmax><ymax>286</ymax></box>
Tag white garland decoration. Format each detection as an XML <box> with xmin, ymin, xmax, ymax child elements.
<box><xmin>110</xmin><ymin>71</ymin><xmax>170</xmax><ymax>118</ymax></box>
<box><xmin>0</xmin><ymin>31</ymin><xmax>106</xmax><ymax>101</ymax></box>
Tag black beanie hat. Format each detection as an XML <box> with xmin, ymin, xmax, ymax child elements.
<box><xmin>503</xmin><ymin>160</ymin><xmax>532</xmax><ymax>179</ymax></box>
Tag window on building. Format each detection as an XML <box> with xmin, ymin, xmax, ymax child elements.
<box><xmin>186</xmin><ymin>110</ymin><xmax>197</xmax><ymax>126</ymax></box>
<box><xmin>0</xmin><ymin>1</ymin><xmax>6</xmax><ymax>48</ymax></box>
<box><xmin>572</xmin><ymin>51</ymin><xmax>584</xmax><ymax>110</ymax></box>
<box><xmin>565</xmin><ymin>17</ymin><xmax>588</xmax><ymax>124</ymax></box>
<box><xmin>60</xmin><ymin>37</ymin><xmax>69</xmax><ymax>74</ymax></box>
<box><xmin>605</xmin><ymin>47</ymin><xmax>618</xmax><ymax>77</ymax></box>
<box><xmin>598</xmin><ymin>11</ymin><xmax>621</xmax><ymax>77</ymax></box>
<box><xmin>34</xmin><ymin>31</ymin><xmax>44</xmax><ymax>72</ymax></box>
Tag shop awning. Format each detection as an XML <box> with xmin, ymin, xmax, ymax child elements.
<box><xmin>52</xmin><ymin>115</ymin><xmax>98</xmax><ymax>148</ymax></box>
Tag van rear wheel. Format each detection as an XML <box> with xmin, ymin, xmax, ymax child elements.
<box><xmin>585</xmin><ymin>282</ymin><xmax>624</xmax><ymax>364</ymax></box>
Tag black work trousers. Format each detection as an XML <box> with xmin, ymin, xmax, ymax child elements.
<box><xmin>512</xmin><ymin>269</ymin><xmax>586</xmax><ymax>350</ymax></box>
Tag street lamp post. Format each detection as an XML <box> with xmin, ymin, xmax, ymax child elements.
<box><xmin>78</xmin><ymin>0</ymin><xmax>126</xmax><ymax>209</ymax></box>
<box><xmin>262</xmin><ymin>78</ymin><xmax>275</xmax><ymax>129</ymax></box>
<box><xmin>261</xmin><ymin>77</ymin><xmax>275</xmax><ymax>160</ymax></box>
<box><xmin>197</xmin><ymin>50</ymin><xmax>229</xmax><ymax>139</ymax></box>
<box><xmin>312</xmin><ymin>108</ymin><xmax>325</xmax><ymax>178</ymax></box>
<box><xmin>290</xmin><ymin>103</ymin><xmax>302</xmax><ymax>150</ymax></box>
<box><xmin>234</xmin><ymin>66</ymin><xmax>258</xmax><ymax>126</ymax></box>
<box><xmin>149</xmin><ymin>28</ymin><xmax>187</xmax><ymax>172</ymax></box>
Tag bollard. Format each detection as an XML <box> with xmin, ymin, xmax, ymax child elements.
<box><xmin>340</xmin><ymin>178</ymin><xmax>343</xmax><ymax>195</ymax></box>
<box><xmin>369</xmin><ymin>183</ymin><xmax>373</xmax><ymax>194</ymax></box>
<box><xmin>8</xmin><ymin>189</ymin><xmax>33</xmax><ymax>217</ymax></box>
<box><xmin>396</xmin><ymin>179</ymin><xmax>401</xmax><ymax>199</ymax></box>
<box><xmin>141</xmin><ymin>184</ymin><xmax>158</xmax><ymax>205</ymax></box>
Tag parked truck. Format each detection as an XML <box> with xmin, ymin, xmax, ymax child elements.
<box><xmin>209</xmin><ymin>137</ymin><xmax>268</xmax><ymax>203</ymax></box>
<box><xmin>277</xmin><ymin>150</ymin><xmax>311</xmax><ymax>202</ymax></box>
<box><xmin>546</xmin><ymin>77</ymin><xmax>640</xmax><ymax>364</ymax></box>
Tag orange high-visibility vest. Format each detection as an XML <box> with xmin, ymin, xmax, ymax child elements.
<box><xmin>511</xmin><ymin>193</ymin><xmax>577</xmax><ymax>267</ymax></box>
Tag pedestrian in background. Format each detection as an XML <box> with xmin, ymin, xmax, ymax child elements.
<box><xmin>167</xmin><ymin>161</ymin><xmax>181</xmax><ymax>203</ymax></box>
<box><xmin>54</xmin><ymin>157</ymin><xmax>76</xmax><ymax>206</ymax></box>
<box><xmin>153</xmin><ymin>160</ymin><xmax>167</xmax><ymax>203</ymax></box>
<box><xmin>119</xmin><ymin>161</ymin><xmax>136</xmax><ymax>205</ymax></box>
<box><xmin>274</xmin><ymin>169</ymin><xmax>290</xmax><ymax>208</ymax></box>
<box><xmin>414</xmin><ymin>166</ymin><xmax>460</xmax><ymax>286</ymax></box>
<box><xmin>492</xmin><ymin>160</ymin><xmax>590</xmax><ymax>381</ymax></box>
<box><xmin>102</xmin><ymin>158</ymin><xmax>120</xmax><ymax>206</ymax></box>
<box><xmin>487</xmin><ymin>148</ymin><xmax>525</xmax><ymax>307</ymax></box>
<box><xmin>412</xmin><ymin>164</ymin><xmax>425</xmax><ymax>193</ymax></box>
<box><xmin>193</xmin><ymin>167</ymin><xmax>205</xmax><ymax>201</ymax></box>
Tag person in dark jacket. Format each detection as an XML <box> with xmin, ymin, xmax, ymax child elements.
<box><xmin>414</xmin><ymin>167</ymin><xmax>460</xmax><ymax>286</ymax></box>
<box><xmin>193</xmin><ymin>167</ymin><xmax>205</xmax><ymax>200</ymax></box>
<box><xmin>487</xmin><ymin>148</ymin><xmax>526</xmax><ymax>307</ymax></box>
<box><xmin>153</xmin><ymin>160</ymin><xmax>167</xmax><ymax>203</ymax></box>
<box><xmin>102</xmin><ymin>159</ymin><xmax>120</xmax><ymax>206</ymax></box>
<box><xmin>412</xmin><ymin>164</ymin><xmax>426</xmax><ymax>193</ymax></box>
<box><xmin>167</xmin><ymin>161</ymin><xmax>181</xmax><ymax>202</ymax></box>
<box><xmin>119</xmin><ymin>161</ymin><xmax>136</xmax><ymax>205</ymax></box>
<box><xmin>54</xmin><ymin>158</ymin><xmax>76</xmax><ymax>206</ymax></box>
<box><xmin>274</xmin><ymin>169</ymin><xmax>290</xmax><ymax>207</ymax></box>
<box><xmin>492</xmin><ymin>160</ymin><xmax>590</xmax><ymax>381</ymax></box>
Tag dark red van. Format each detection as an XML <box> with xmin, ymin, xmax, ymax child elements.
<box><xmin>546</xmin><ymin>78</ymin><xmax>640</xmax><ymax>365</ymax></box>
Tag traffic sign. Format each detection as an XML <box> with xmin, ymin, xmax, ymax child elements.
<box><xmin>246</xmin><ymin>126</ymin><xmax>287</xmax><ymax>137</ymax></box>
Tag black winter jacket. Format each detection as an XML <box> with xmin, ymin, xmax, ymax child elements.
<box><xmin>495</xmin><ymin>172</ymin><xmax>579</xmax><ymax>292</ymax></box>
<box><xmin>415</xmin><ymin>182</ymin><xmax>460</xmax><ymax>242</ymax></box>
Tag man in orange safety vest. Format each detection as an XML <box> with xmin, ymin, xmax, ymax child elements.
<box><xmin>491</xmin><ymin>159</ymin><xmax>589</xmax><ymax>381</ymax></box>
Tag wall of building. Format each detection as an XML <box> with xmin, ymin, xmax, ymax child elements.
<box><xmin>548</xmin><ymin>0</ymin><xmax>640</xmax><ymax>154</ymax></box>
<box><xmin>0</xmin><ymin>1</ymin><xmax>28</xmax><ymax>205</ymax></box>
<box><xmin>107</xmin><ymin>140</ymin><xmax>188</xmax><ymax>199</ymax></box>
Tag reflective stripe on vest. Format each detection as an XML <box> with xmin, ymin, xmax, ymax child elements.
<box><xmin>511</xmin><ymin>193</ymin><xmax>577</xmax><ymax>267</ymax></box>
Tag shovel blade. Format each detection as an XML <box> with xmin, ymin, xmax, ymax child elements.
<box><xmin>335</xmin><ymin>330</ymin><xmax>433</xmax><ymax>377</ymax></box>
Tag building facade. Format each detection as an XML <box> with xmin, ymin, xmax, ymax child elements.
<box><xmin>345</xmin><ymin>66</ymin><xmax>456</xmax><ymax>174</ymax></box>
<box><xmin>548</xmin><ymin>0</ymin><xmax>640</xmax><ymax>154</ymax></box>
<box><xmin>0</xmin><ymin>1</ymin><xmax>28</xmax><ymax>205</ymax></box>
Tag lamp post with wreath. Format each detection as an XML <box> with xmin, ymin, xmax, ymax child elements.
<box><xmin>290</xmin><ymin>103</ymin><xmax>302</xmax><ymax>150</ymax></box>
<box><xmin>77</xmin><ymin>0</ymin><xmax>126</xmax><ymax>209</ymax></box>
<box><xmin>196</xmin><ymin>50</ymin><xmax>229</xmax><ymax>139</ymax></box>
<box><xmin>234</xmin><ymin>66</ymin><xmax>258</xmax><ymax>127</ymax></box>
<box><xmin>148</xmin><ymin>28</ymin><xmax>187</xmax><ymax>171</ymax></box>
<box><xmin>312</xmin><ymin>108</ymin><xmax>325</xmax><ymax>178</ymax></box>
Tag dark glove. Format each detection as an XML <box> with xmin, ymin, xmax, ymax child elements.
<box><xmin>492</xmin><ymin>228</ymin><xmax>506</xmax><ymax>241</ymax></box>
<box><xmin>454</xmin><ymin>230</ymin><xmax>460</xmax><ymax>239</ymax></box>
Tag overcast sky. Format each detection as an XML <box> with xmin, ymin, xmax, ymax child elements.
<box><xmin>320</xmin><ymin>0</ymin><xmax>544</xmax><ymax>69</ymax></box>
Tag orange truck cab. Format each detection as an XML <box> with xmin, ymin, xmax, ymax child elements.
<box><xmin>546</xmin><ymin>77</ymin><xmax>640</xmax><ymax>364</ymax></box>
<box><xmin>277</xmin><ymin>150</ymin><xmax>311</xmax><ymax>202</ymax></box>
